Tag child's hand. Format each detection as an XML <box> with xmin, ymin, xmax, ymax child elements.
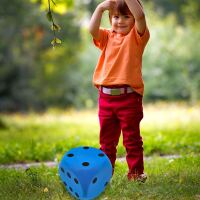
<box><xmin>89</xmin><ymin>0</ymin><xmax>116</xmax><ymax>39</ymax></box>
<box><xmin>98</xmin><ymin>0</ymin><xmax>116</xmax><ymax>12</ymax></box>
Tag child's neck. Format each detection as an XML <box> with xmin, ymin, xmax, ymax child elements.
<box><xmin>113</xmin><ymin>30</ymin><xmax>129</xmax><ymax>37</ymax></box>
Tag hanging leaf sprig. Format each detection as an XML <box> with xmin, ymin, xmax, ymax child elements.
<box><xmin>46</xmin><ymin>0</ymin><xmax>62</xmax><ymax>47</ymax></box>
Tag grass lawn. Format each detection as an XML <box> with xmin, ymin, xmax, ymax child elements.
<box><xmin>0</xmin><ymin>155</ymin><xmax>199</xmax><ymax>200</ymax></box>
<box><xmin>0</xmin><ymin>102</ymin><xmax>199</xmax><ymax>164</ymax></box>
<box><xmin>0</xmin><ymin>102</ymin><xmax>199</xmax><ymax>200</ymax></box>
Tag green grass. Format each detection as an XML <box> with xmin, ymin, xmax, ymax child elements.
<box><xmin>0</xmin><ymin>103</ymin><xmax>199</xmax><ymax>199</ymax></box>
<box><xmin>0</xmin><ymin>103</ymin><xmax>200</xmax><ymax>164</ymax></box>
<box><xmin>0</xmin><ymin>104</ymin><xmax>200</xmax><ymax>163</ymax></box>
<box><xmin>0</xmin><ymin>156</ymin><xmax>199</xmax><ymax>200</ymax></box>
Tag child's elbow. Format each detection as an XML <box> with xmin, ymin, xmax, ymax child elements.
<box><xmin>89</xmin><ymin>28</ymin><xmax>99</xmax><ymax>40</ymax></box>
<box><xmin>88</xmin><ymin>26</ymin><xmax>94</xmax><ymax>35</ymax></box>
<box><xmin>88</xmin><ymin>25</ymin><xmax>95</xmax><ymax>35</ymax></box>
<box><xmin>135</xmin><ymin>13</ymin><xmax>145</xmax><ymax>21</ymax></box>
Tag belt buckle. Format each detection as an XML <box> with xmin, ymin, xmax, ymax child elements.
<box><xmin>110</xmin><ymin>88</ymin><xmax>121</xmax><ymax>95</ymax></box>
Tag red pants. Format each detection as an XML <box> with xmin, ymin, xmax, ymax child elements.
<box><xmin>98</xmin><ymin>90</ymin><xmax>144</xmax><ymax>177</ymax></box>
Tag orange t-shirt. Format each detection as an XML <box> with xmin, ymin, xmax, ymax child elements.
<box><xmin>92</xmin><ymin>25</ymin><xmax>150</xmax><ymax>96</ymax></box>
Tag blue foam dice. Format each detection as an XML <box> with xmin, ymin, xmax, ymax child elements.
<box><xmin>59</xmin><ymin>146</ymin><xmax>112</xmax><ymax>200</ymax></box>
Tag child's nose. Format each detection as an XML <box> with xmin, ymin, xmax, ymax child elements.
<box><xmin>118</xmin><ymin>17</ymin><xmax>123</xmax><ymax>23</ymax></box>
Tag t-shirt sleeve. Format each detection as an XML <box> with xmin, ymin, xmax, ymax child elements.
<box><xmin>93</xmin><ymin>29</ymin><xmax>109</xmax><ymax>50</ymax></box>
<box><xmin>133</xmin><ymin>26</ymin><xmax>150</xmax><ymax>48</ymax></box>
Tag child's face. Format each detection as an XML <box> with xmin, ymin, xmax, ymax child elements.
<box><xmin>110</xmin><ymin>11</ymin><xmax>135</xmax><ymax>35</ymax></box>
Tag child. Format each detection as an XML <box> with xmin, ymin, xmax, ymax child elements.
<box><xmin>89</xmin><ymin>0</ymin><xmax>150</xmax><ymax>182</ymax></box>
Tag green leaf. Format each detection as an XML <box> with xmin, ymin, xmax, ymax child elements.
<box><xmin>55</xmin><ymin>37</ymin><xmax>62</xmax><ymax>44</ymax></box>
<box><xmin>51</xmin><ymin>23</ymin><xmax>61</xmax><ymax>32</ymax></box>
<box><xmin>46</xmin><ymin>11</ymin><xmax>53</xmax><ymax>22</ymax></box>
<box><xmin>51</xmin><ymin>37</ymin><xmax>62</xmax><ymax>46</ymax></box>
<box><xmin>51</xmin><ymin>38</ymin><xmax>56</xmax><ymax>45</ymax></box>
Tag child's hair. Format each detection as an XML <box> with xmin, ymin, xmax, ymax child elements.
<box><xmin>108</xmin><ymin>0</ymin><xmax>133</xmax><ymax>23</ymax></box>
<box><xmin>109</xmin><ymin>0</ymin><xmax>143</xmax><ymax>17</ymax></box>
<box><xmin>109</xmin><ymin>0</ymin><xmax>132</xmax><ymax>17</ymax></box>
<box><xmin>115</xmin><ymin>0</ymin><xmax>132</xmax><ymax>15</ymax></box>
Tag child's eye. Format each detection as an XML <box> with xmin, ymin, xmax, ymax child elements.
<box><xmin>124</xmin><ymin>15</ymin><xmax>131</xmax><ymax>18</ymax></box>
<box><xmin>113</xmin><ymin>15</ymin><xmax>119</xmax><ymax>19</ymax></box>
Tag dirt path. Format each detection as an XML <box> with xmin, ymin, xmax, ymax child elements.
<box><xmin>0</xmin><ymin>155</ymin><xmax>181</xmax><ymax>170</ymax></box>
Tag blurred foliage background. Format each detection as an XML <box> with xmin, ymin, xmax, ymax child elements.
<box><xmin>0</xmin><ymin>0</ymin><xmax>199</xmax><ymax>112</ymax></box>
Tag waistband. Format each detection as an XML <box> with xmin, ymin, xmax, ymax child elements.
<box><xmin>99</xmin><ymin>86</ymin><xmax>134</xmax><ymax>96</ymax></box>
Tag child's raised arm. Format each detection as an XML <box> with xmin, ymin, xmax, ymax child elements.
<box><xmin>124</xmin><ymin>0</ymin><xmax>147</xmax><ymax>35</ymax></box>
<box><xmin>89</xmin><ymin>0</ymin><xmax>116</xmax><ymax>40</ymax></box>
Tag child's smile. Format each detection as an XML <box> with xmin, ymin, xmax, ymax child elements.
<box><xmin>111</xmin><ymin>12</ymin><xmax>135</xmax><ymax>35</ymax></box>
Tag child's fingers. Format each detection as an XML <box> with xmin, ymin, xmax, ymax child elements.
<box><xmin>108</xmin><ymin>0</ymin><xmax>117</xmax><ymax>10</ymax></box>
<box><xmin>100</xmin><ymin>0</ymin><xmax>116</xmax><ymax>11</ymax></box>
